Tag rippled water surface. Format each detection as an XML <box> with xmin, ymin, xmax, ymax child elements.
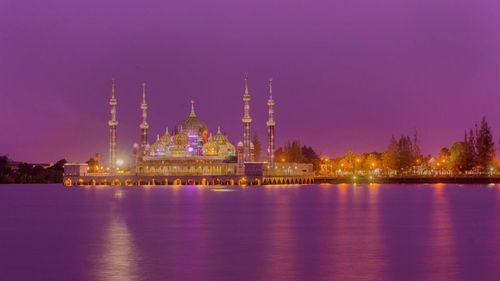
<box><xmin>1</xmin><ymin>184</ymin><xmax>499</xmax><ymax>281</ymax></box>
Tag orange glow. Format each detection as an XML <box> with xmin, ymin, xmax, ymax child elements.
<box><xmin>433</xmin><ymin>183</ymin><xmax>446</xmax><ymax>189</ymax></box>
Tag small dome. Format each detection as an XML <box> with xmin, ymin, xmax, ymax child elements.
<box><xmin>212</xmin><ymin>127</ymin><xmax>228</xmax><ymax>145</ymax></box>
<box><xmin>160</xmin><ymin>128</ymin><xmax>172</xmax><ymax>144</ymax></box>
<box><xmin>173</xmin><ymin>131</ymin><xmax>189</xmax><ymax>146</ymax></box>
<box><xmin>237</xmin><ymin>141</ymin><xmax>243</xmax><ymax>147</ymax></box>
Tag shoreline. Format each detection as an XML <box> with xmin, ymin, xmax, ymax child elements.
<box><xmin>315</xmin><ymin>176</ymin><xmax>500</xmax><ymax>185</ymax></box>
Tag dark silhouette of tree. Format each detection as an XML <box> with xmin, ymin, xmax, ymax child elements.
<box><xmin>86</xmin><ymin>157</ymin><xmax>100</xmax><ymax>173</ymax></box>
<box><xmin>381</xmin><ymin>136</ymin><xmax>398</xmax><ymax>172</ymax></box>
<box><xmin>475</xmin><ymin>117</ymin><xmax>495</xmax><ymax>172</ymax></box>
<box><xmin>0</xmin><ymin>155</ymin><xmax>66</xmax><ymax>184</ymax></box>
<box><xmin>274</xmin><ymin>141</ymin><xmax>320</xmax><ymax>170</ymax></box>
<box><xmin>413</xmin><ymin>128</ymin><xmax>422</xmax><ymax>159</ymax></box>
<box><xmin>463</xmin><ymin>130</ymin><xmax>476</xmax><ymax>171</ymax></box>
<box><xmin>396</xmin><ymin>136</ymin><xmax>415</xmax><ymax>172</ymax></box>
<box><xmin>251</xmin><ymin>133</ymin><xmax>262</xmax><ymax>161</ymax></box>
<box><xmin>302</xmin><ymin>145</ymin><xmax>320</xmax><ymax>170</ymax></box>
<box><xmin>448</xmin><ymin>141</ymin><xmax>467</xmax><ymax>173</ymax></box>
<box><xmin>0</xmin><ymin>155</ymin><xmax>13</xmax><ymax>183</ymax></box>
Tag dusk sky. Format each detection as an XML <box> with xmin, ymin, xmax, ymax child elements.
<box><xmin>1</xmin><ymin>0</ymin><xmax>500</xmax><ymax>163</ymax></box>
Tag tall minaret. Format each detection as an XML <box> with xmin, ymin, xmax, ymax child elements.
<box><xmin>267</xmin><ymin>78</ymin><xmax>276</xmax><ymax>168</ymax></box>
<box><xmin>242</xmin><ymin>74</ymin><xmax>252</xmax><ymax>162</ymax></box>
<box><xmin>108</xmin><ymin>78</ymin><xmax>118</xmax><ymax>170</ymax></box>
<box><xmin>139</xmin><ymin>82</ymin><xmax>149</xmax><ymax>152</ymax></box>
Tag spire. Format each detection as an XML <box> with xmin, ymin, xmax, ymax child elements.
<box><xmin>244</xmin><ymin>73</ymin><xmax>249</xmax><ymax>95</ymax></box>
<box><xmin>165</xmin><ymin>127</ymin><xmax>169</xmax><ymax>135</ymax></box>
<box><xmin>217</xmin><ymin>126</ymin><xmax>221</xmax><ymax>133</ymax></box>
<box><xmin>142</xmin><ymin>82</ymin><xmax>146</xmax><ymax>104</ymax></box>
<box><xmin>189</xmin><ymin>100</ymin><xmax>196</xmax><ymax>117</ymax></box>
<box><xmin>111</xmin><ymin>78</ymin><xmax>116</xmax><ymax>99</ymax></box>
<box><xmin>157</xmin><ymin>134</ymin><xmax>160</xmax><ymax>141</ymax></box>
<box><xmin>268</xmin><ymin>78</ymin><xmax>273</xmax><ymax>99</ymax></box>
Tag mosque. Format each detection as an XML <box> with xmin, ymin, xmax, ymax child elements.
<box><xmin>63</xmin><ymin>75</ymin><xmax>314</xmax><ymax>186</ymax></box>
<box><xmin>130</xmin><ymin>75</ymin><xmax>258</xmax><ymax>177</ymax></box>
<box><xmin>134</xmin><ymin>100</ymin><xmax>242</xmax><ymax>177</ymax></box>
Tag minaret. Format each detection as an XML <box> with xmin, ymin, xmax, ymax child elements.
<box><xmin>242</xmin><ymin>74</ymin><xmax>252</xmax><ymax>162</ymax></box>
<box><xmin>108</xmin><ymin>78</ymin><xmax>118</xmax><ymax>170</ymax></box>
<box><xmin>139</xmin><ymin>82</ymin><xmax>149</xmax><ymax>152</ymax></box>
<box><xmin>190</xmin><ymin>100</ymin><xmax>196</xmax><ymax>117</ymax></box>
<box><xmin>267</xmin><ymin>78</ymin><xmax>276</xmax><ymax>168</ymax></box>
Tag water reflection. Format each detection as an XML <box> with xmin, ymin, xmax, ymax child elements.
<box><xmin>4</xmin><ymin>184</ymin><xmax>499</xmax><ymax>281</ymax></box>
<box><xmin>330</xmin><ymin>184</ymin><xmax>387</xmax><ymax>280</ymax></box>
<box><xmin>98</xmin><ymin>193</ymin><xmax>139</xmax><ymax>281</ymax></box>
<box><xmin>426</xmin><ymin>184</ymin><xmax>458</xmax><ymax>281</ymax></box>
<box><xmin>496</xmin><ymin>188</ymin><xmax>500</xmax><ymax>273</ymax></box>
<box><xmin>261</xmin><ymin>192</ymin><xmax>296</xmax><ymax>280</ymax></box>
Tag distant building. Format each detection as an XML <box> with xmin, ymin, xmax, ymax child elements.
<box><xmin>63</xmin><ymin>163</ymin><xmax>89</xmax><ymax>177</ymax></box>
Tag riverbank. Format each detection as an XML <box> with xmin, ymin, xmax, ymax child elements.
<box><xmin>315</xmin><ymin>176</ymin><xmax>500</xmax><ymax>184</ymax></box>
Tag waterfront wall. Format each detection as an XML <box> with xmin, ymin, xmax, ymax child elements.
<box><xmin>63</xmin><ymin>175</ymin><xmax>315</xmax><ymax>186</ymax></box>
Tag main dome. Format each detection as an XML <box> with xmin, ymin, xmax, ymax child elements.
<box><xmin>179</xmin><ymin>101</ymin><xmax>207</xmax><ymax>133</ymax></box>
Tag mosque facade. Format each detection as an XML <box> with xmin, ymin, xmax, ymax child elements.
<box><xmin>63</xmin><ymin>75</ymin><xmax>314</xmax><ymax>186</ymax></box>
<box><xmin>130</xmin><ymin>76</ymin><xmax>258</xmax><ymax>177</ymax></box>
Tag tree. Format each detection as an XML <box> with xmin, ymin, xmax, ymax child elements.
<box><xmin>251</xmin><ymin>133</ymin><xmax>262</xmax><ymax>161</ymax></box>
<box><xmin>46</xmin><ymin>159</ymin><xmax>67</xmax><ymax>183</ymax></box>
<box><xmin>463</xmin><ymin>130</ymin><xmax>476</xmax><ymax>171</ymax></box>
<box><xmin>86</xmin><ymin>157</ymin><xmax>100</xmax><ymax>173</ymax></box>
<box><xmin>15</xmin><ymin>163</ymin><xmax>34</xmax><ymax>183</ymax></box>
<box><xmin>437</xmin><ymin>147</ymin><xmax>450</xmax><ymax>170</ymax></box>
<box><xmin>412</xmin><ymin>128</ymin><xmax>422</xmax><ymax>159</ymax></box>
<box><xmin>396</xmin><ymin>135</ymin><xmax>415</xmax><ymax>172</ymax></box>
<box><xmin>343</xmin><ymin>151</ymin><xmax>358</xmax><ymax>172</ymax></box>
<box><xmin>0</xmin><ymin>155</ymin><xmax>13</xmax><ymax>183</ymax></box>
<box><xmin>274</xmin><ymin>141</ymin><xmax>320</xmax><ymax>170</ymax></box>
<box><xmin>448</xmin><ymin>141</ymin><xmax>467</xmax><ymax>173</ymax></box>
<box><xmin>302</xmin><ymin>146</ymin><xmax>320</xmax><ymax>171</ymax></box>
<box><xmin>475</xmin><ymin>117</ymin><xmax>495</xmax><ymax>172</ymax></box>
<box><xmin>275</xmin><ymin>147</ymin><xmax>287</xmax><ymax>163</ymax></box>
<box><xmin>365</xmin><ymin>153</ymin><xmax>380</xmax><ymax>171</ymax></box>
<box><xmin>381</xmin><ymin>136</ymin><xmax>398</xmax><ymax>173</ymax></box>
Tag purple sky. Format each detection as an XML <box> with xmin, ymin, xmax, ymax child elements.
<box><xmin>1</xmin><ymin>0</ymin><xmax>500</xmax><ymax>163</ymax></box>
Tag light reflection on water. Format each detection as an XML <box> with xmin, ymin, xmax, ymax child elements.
<box><xmin>99</xmin><ymin>213</ymin><xmax>138</xmax><ymax>281</ymax></box>
<box><xmin>261</xmin><ymin>192</ymin><xmax>296</xmax><ymax>280</ymax></box>
<box><xmin>426</xmin><ymin>184</ymin><xmax>458</xmax><ymax>281</ymax></box>
<box><xmin>0</xmin><ymin>184</ymin><xmax>499</xmax><ymax>281</ymax></box>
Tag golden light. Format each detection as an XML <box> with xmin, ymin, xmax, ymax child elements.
<box><xmin>116</xmin><ymin>159</ymin><xmax>124</xmax><ymax>166</ymax></box>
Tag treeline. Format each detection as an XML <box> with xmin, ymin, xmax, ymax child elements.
<box><xmin>319</xmin><ymin>117</ymin><xmax>498</xmax><ymax>176</ymax></box>
<box><xmin>439</xmin><ymin>117</ymin><xmax>495</xmax><ymax>173</ymax></box>
<box><xmin>0</xmin><ymin>155</ymin><xmax>67</xmax><ymax>184</ymax></box>
<box><xmin>275</xmin><ymin>140</ymin><xmax>320</xmax><ymax>170</ymax></box>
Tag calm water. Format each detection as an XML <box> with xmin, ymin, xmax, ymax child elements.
<box><xmin>0</xmin><ymin>184</ymin><xmax>499</xmax><ymax>281</ymax></box>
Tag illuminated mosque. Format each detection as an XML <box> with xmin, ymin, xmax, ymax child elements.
<box><xmin>63</xmin><ymin>75</ymin><xmax>314</xmax><ymax>186</ymax></box>
<box><xmin>144</xmin><ymin>101</ymin><xmax>238</xmax><ymax>159</ymax></box>
<box><xmin>128</xmin><ymin>76</ymin><xmax>258</xmax><ymax>177</ymax></box>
